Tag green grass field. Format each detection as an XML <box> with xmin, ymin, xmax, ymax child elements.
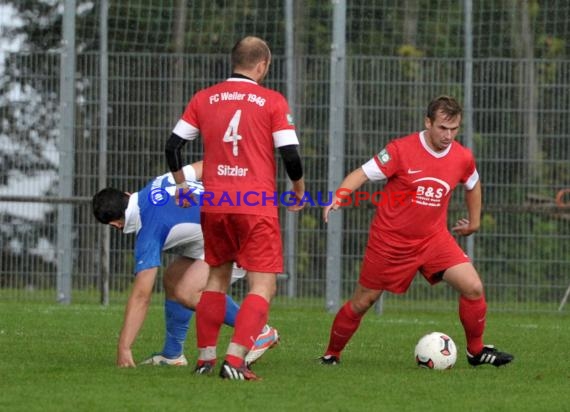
<box><xmin>1</xmin><ymin>301</ymin><xmax>568</xmax><ymax>412</ymax></box>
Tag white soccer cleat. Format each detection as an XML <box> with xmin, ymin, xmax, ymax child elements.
<box><xmin>139</xmin><ymin>353</ymin><xmax>188</xmax><ymax>366</ymax></box>
<box><xmin>245</xmin><ymin>325</ymin><xmax>279</xmax><ymax>366</ymax></box>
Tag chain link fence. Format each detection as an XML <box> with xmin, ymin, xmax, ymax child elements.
<box><xmin>1</xmin><ymin>1</ymin><xmax>569</xmax><ymax>312</ymax></box>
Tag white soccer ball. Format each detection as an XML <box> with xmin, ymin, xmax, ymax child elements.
<box><xmin>414</xmin><ymin>332</ymin><xmax>457</xmax><ymax>370</ymax></box>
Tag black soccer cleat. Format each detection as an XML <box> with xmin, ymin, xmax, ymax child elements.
<box><xmin>319</xmin><ymin>354</ymin><xmax>340</xmax><ymax>365</ymax></box>
<box><xmin>194</xmin><ymin>360</ymin><xmax>216</xmax><ymax>375</ymax></box>
<box><xmin>219</xmin><ymin>361</ymin><xmax>260</xmax><ymax>381</ymax></box>
<box><xmin>467</xmin><ymin>345</ymin><xmax>514</xmax><ymax>367</ymax></box>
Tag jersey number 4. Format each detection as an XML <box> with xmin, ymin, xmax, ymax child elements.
<box><xmin>223</xmin><ymin>110</ymin><xmax>242</xmax><ymax>156</ymax></box>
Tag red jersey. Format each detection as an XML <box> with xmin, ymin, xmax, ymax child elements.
<box><xmin>361</xmin><ymin>131</ymin><xmax>479</xmax><ymax>240</ymax></box>
<box><xmin>173</xmin><ymin>76</ymin><xmax>299</xmax><ymax>217</ymax></box>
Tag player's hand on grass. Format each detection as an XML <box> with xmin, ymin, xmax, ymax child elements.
<box><xmin>117</xmin><ymin>348</ymin><xmax>136</xmax><ymax>368</ymax></box>
<box><xmin>452</xmin><ymin>218</ymin><xmax>478</xmax><ymax>236</ymax></box>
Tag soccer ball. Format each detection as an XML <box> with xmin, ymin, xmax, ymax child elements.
<box><xmin>414</xmin><ymin>332</ymin><xmax>457</xmax><ymax>370</ymax></box>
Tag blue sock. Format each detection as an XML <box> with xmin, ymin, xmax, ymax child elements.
<box><xmin>161</xmin><ymin>299</ymin><xmax>193</xmax><ymax>358</ymax></box>
<box><xmin>223</xmin><ymin>295</ymin><xmax>240</xmax><ymax>327</ymax></box>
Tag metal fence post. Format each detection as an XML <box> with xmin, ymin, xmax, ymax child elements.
<box><xmin>57</xmin><ymin>0</ymin><xmax>76</xmax><ymax>304</ymax></box>
<box><xmin>98</xmin><ymin>0</ymin><xmax>110</xmax><ymax>306</ymax></box>
<box><xmin>325</xmin><ymin>0</ymin><xmax>346</xmax><ymax>313</ymax></box>
<box><xmin>464</xmin><ymin>0</ymin><xmax>475</xmax><ymax>259</ymax></box>
<box><xmin>284</xmin><ymin>0</ymin><xmax>297</xmax><ymax>298</ymax></box>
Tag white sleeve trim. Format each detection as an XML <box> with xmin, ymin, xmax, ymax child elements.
<box><xmin>173</xmin><ymin>119</ymin><xmax>200</xmax><ymax>141</ymax></box>
<box><xmin>123</xmin><ymin>193</ymin><xmax>141</xmax><ymax>235</ymax></box>
<box><xmin>361</xmin><ymin>158</ymin><xmax>387</xmax><ymax>181</ymax></box>
<box><xmin>273</xmin><ymin>129</ymin><xmax>299</xmax><ymax>148</ymax></box>
<box><xmin>464</xmin><ymin>169</ymin><xmax>480</xmax><ymax>190</ymax></box>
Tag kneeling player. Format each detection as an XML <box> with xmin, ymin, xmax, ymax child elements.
<box><xmin>92</xmin><ymin>161</ymin><xmax>278</xmax><ymax>367</ymax></box>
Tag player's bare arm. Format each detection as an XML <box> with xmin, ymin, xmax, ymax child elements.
<box><xmin>191</xmin><ymin>160</ymin><xmax>203</xmax><ymax>180</ymax></box>
<box><xmin>171</xmin><ymin>161</ymin><xmax>203</xmax><ymax>207</ymax></box>
<box><xmin>170</xmin><ymin>169</ymin><xmax>195</xmax><ymax>208</ymax></box>
<box><xmin>323</xmin><ymin>167</ymin><xmax>369</xmax><ymax>223</ymax></box>
<box><xmin>117</xmin><ymin>268</ymin><xmax>158</xmax><ymax>367</ymax></box>
<box><xmin>452</xmin><ymin>181</ymin><xmax>481</xmax><ymax>236</ymax></box>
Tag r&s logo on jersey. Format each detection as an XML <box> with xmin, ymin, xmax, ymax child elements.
<box><xmin>411</xmin><ymin>177</ymin><xmax>451</xmax><ymax>207</ymax></box>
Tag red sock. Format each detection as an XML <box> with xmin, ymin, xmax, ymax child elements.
<box><xmin>459</xmin><ymin>295</ymin><xmax>487</xmax><ymax>355</ymax></box>
<box><xmin>196</xmin><ymin>291</ymin><xmax>226</xmax><ymax>348</ymax></box>
<box><xmin>325</xmin><ymin>302</ymin><xmax>364</xmax><ymax>358</ymax></box>
<box><xmin>229</xmin><ymin>293</ymin><xmax>269</xmax><ymax>355</ymax></box>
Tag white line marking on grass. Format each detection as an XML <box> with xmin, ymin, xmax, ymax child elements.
<box><xmin>369</xmin><ymin>318</ymin><xmax>438</xmax><ymax>325</ymax></box>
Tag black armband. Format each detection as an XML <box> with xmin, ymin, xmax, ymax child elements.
<box><xmin>165</xmin><ymin>133</ymin><xmax>188</xmax><ymax>172</ymax></box>
<box><xmin>278</xmin><ymin>144</ymin><xmax>304</xmax><ymax>181</ymax></box>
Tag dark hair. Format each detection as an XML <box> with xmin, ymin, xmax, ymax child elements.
<box><xmin>92</xmin><ymin>188</ymin><xmax>129</xmax><ymax>224</ymax></box>
<box><xmin>426</xmin><ymin>95</ymin><xmax>463</xmax><ymax>122</ymax></box>
<box><xmin>231</xmin><ymin>36</ymin><xmax>271</xmax><ymax>71</ymax></box>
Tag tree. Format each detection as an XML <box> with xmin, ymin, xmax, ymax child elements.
<box><xmin>0</xmin><ymin>1</ymin><xmax>65</xmax><ymax>288</ymax></box>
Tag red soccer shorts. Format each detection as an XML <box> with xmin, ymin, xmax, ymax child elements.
<box><xmin>359</xmin><ymin>230</ymin><xmax>471</xmax><ymax>293</ymax></box>
<box><xmin>201</xmin><ymin>212</ymin><xmax>283</xmax><ymax>273</ymax></box>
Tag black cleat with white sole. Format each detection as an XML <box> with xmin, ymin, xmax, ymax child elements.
<box><xmin>319</xmin><ymin>354</ymin><xmax>340</xmax><ymax>365</ymax></box>
<box><xmin>467</xmin><ymin>345</ymin><xmax>514</xmax><ymax>367</ymax></box>
<box><xmin>194</xmin><ymin>360</ymin><xmax>216</xmax><ymax>375</ymax></box>
<box><xmin>219</xmin><ymin>361</ymin><xmax>260</xmax><ymax>381</ymax></box>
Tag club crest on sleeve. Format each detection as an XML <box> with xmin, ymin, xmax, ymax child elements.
<box><xmin>286</xmin><ymin>113</ymin><xmax>295</xmax><ymax>125</ymax></box>
<box><xmin>378</xmin><ymin>148</ymin><xmax>391</xmax><ymax>164</ymax></box>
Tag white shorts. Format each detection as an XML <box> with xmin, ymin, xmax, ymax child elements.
<box><xmin>230</xmin><ymin>264</ymin><xmax>246</xmax><ymax>284</ymax></box>
<box><xmin>164</xmin><ymin>222</ymin><xmax>204</xmax><ymax>260</ymax></box>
